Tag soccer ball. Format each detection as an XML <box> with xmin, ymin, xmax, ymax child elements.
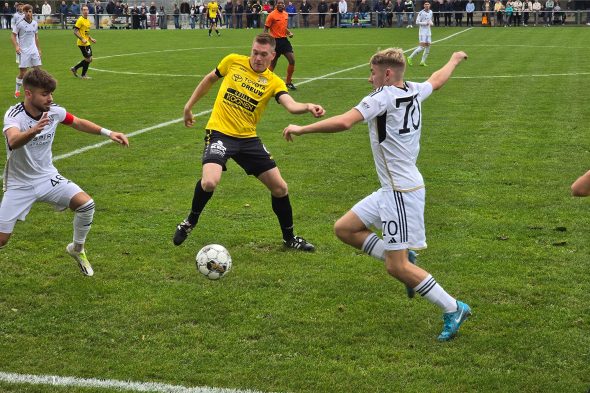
<box><xmin>196</xmin><ymin>244</ymin><xmax>232</xmax><ymax>280</ymax></box>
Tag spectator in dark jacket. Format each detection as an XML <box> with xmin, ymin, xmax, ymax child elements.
<box><xmin>300</xmin><ymin>0</ymin><xmax>312</xmax><ymax>26</ymax></box>
<box><xmin>318</xmin><ymin>0</ymin><xmax>328</xmax><ymax>27</ymax></box>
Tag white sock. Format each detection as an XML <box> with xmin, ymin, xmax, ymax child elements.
<box><xmin>15</xmin><ymin>78</ymin><xmax>23</xmax><ymax>92</ymax></box>
<box><xmin>409</xmin><ymin>46</ymin><xmax>424</xmax><ymax>59</ymax></box>
<box><xmin>421</xmin><ymin>47</ymin><xmax>430</xmax><ymax>63</ymax></box>
<box><xmin>73</xmin><ymin>199</ymin><xmax>95</xmax><ymax>247</ymax></box>
<box><xmin>414</xmin><ymin>274</ymin><xmax>457</xmax><ymax>313</ymax></box>
<box><xmin>361</xmin><ymin>232</ymin><xmax>385</xmax><ymax>260</ymax></box>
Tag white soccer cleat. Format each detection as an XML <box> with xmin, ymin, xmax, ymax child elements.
<box><xmin>66</xmin><ymin>243</ymin><xmax>94</xmax><ymax>276</ymax></box>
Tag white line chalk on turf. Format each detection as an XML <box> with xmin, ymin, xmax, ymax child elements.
<box><xmin>293</xmin><ymin>72</ymin><xmax>590</xmax><ymax>80</ymax></box>
<box><xmin>0</xmin><ymin>371</ymin><xmax>277</xmax><ymax>393</ymax></box>
<box><xmin>54</xmin><ymin>28</ymin><xmax>473</xmax><ymax>162</ymax></box>
<box><xmin>53</xmin><ymin>110</ymin><xmax>210</xmax><ymax>161</ymax></box>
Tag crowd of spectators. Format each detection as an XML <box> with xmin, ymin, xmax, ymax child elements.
<box><xmin>1</xmin><ymin>0</ymin><xmax>589</xmax><ymax>29</ymax></box>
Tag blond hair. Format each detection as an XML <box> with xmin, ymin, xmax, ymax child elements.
<box><xmin>370</xmin><ymin>48</ymin><xmax>406</xmax><ymax>69</ymax></box>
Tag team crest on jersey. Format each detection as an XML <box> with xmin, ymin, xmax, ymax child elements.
<box><xmin>209</xmin><ymin>140</ymin><xmax>227</xmax><ymax>157</ymax></box>
<box><xmin>257</xmin><ymin>76</ymin><xmax>268</xmax><ymax>84</ymax></box>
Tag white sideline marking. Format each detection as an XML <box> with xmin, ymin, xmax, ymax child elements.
<box><xmin>0</xmin><ymin>371</ymin><xmax>276</xmax><ymax>393</ymax></box>
<box><xmin>54</xmin><ymin>28</ymin><xmax>472</xmax><ymax>162</ymax></box>
<box><xmin>53</xmin><ymin>110</ymin><xmax>211</xmax><ymax>161</ymax></box>
<box><xmin>294</xmin><ymin>72</ymin><xmax>590</xmax><ymax>80</ymax></box>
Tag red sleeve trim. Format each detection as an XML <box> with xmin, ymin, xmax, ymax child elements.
<box><xmin>61</xmin><ymin>112</ymin><xmax>74</xmax><ymax>125</ymax></box>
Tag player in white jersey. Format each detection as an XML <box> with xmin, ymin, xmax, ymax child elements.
<box><xmin>407</xmin><ymin>1</ymin><xmax>433</xmax><ymax>67</ymax></box>
<box><xmin>1</xmin><ymin>69</ymin><xmax>129</xmax><ymax>276</ymax></box>
<box><xmin>12</xmin><ymin>3</ymin><xmax>25</xmax><ymax>64</ymax></box>
<box><xmin>11</xmin><ymin>4</ymin><xmax>41</xmax><ymax>100</ymax></box>
<box><xmin>283</xmin><ymin>48</ymin><xmax>472</xmax><ymax>341</ymax></box>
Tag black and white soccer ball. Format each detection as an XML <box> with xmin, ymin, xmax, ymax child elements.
<box><xmin>196</xmin><ymin>244</ymin><xmax>232</xmax><ymax>280</ymax></box>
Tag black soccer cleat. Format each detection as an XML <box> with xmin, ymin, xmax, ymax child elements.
<box><xmin>406</xmin><ymin>250</ymin><xmax>418</xmax><ymax>298</ymax></box>
<box><xmin>284</xmin><ymin>236</ymin><xmax>315</xmax><ymax>252</ymax></box>
<box><xmin>173</xmin><ymin>219</ymin><xmax>194</xmax><ymax>246</ymax></box>
<box><xmin>286</xmin><ymin>83</ymin><xmax>297</xmax><ymax>91</ymax></box>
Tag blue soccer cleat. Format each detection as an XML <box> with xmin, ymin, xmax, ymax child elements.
<box><xmin>406</xmin><ymin>250</ymin><xmax>417</xmax><ymax>298</ymax></box>
<box><xmin>438</xmin><ymin>301</ymin><xmax>471</xmax><ymax>341</ymax></box>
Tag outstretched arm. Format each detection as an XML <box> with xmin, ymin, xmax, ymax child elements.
<box><xmin>277</xmin><ymin>93</ymin><xmax>325</xmax><ymax>118</ymax></box>
<box><xmin>426</xmin><ymin>51</ymin><xmax>468</xmax><ymax>90</ymax></box>
<box><xmin>283</xmin><ymin>108</ymin><xmax>364</xmax><ymax>142</ymax></box>
<box><xmin>571</xmin><ymin>170</ymin><xmax>590</xmax><ymax>197</ymax></box>
<box><xmin>184</xmin><ymin>69</ymin><xmax>220</xmax><ymax>127</ymax></box>
<box><xmin>70</xmin><ymin>116</ymin><xmax>129</xmax><ymax>146</ymax></box>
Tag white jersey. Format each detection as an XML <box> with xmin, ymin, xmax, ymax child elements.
<box><xmin>354</xmin><ymin>81</ymin><xmax>434</xmax><ymax>192</ymax></box>
<box><xmin>3</xmin><ymin>103</ymin><xmax>68</xmax><ymax>190</ymax></box>
<box><xmin>12</xmin><ymin>18</ymin><xmax>39</xmax><ymax>54</ymax></box>
<box><xmin>12</xmin><ymin>12</ymin><xmax>24</xmax><ymax>49</ymax></box>
<box><xmin>416</xmin><ymin>9</ymin><xmax>432</xmax><ymax>35</ymax></box>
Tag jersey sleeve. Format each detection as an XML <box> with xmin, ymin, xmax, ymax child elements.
<box><xmin>354</xmin><ymin>92</ymin><xmax>387</xmax><ymax>122</ymax></box>
<box><xmin>74</xmin><ymin>16</ymin><xmax>83</xmax><ymax>29</ymax></box>
<box><xmin>3</xmin><ymin>109</ymin><xmax>20</xmax><ymax>134</ymax></box>
<box><xmin>264</xmin><ymin>12</ymin><xmax>274</xmax><ymax>28</ymax></box>
<box><xmin>415</xmin><ymin>81</ymin><xmax>433</xmax><ymax>103</ymax></box>
<box><xmin>215</xmin><ymin>54</ymin><xmax>237</xmax><ymax>77</ymax></box>
<box><xmin>11</xmin><ymin>21</ymin><xmax>19</xmax><ymax>35</ymax></box>
<box><xmin>51</xmin><ymin>105</ymin><xmax>68</xmax><ymax>123</ymax></box>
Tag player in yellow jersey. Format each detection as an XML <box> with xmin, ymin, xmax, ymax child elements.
<box><xmin>70</xmin><ymin>5</ymin><xmax>95</xmax><ymax>80</ymax></box>
<box><xmin>207</xmin><ymin>1</ymin><xmax>221</xmax><ymax>36</ymax></box>
<box><xmin>173</xmin><ymin>33</ymin><xmax>325</xmax><ymax>251</ymax></box>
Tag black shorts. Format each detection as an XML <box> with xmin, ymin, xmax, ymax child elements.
<box><xmin>78</xmin><ymin>45</ymin><xmax>93</xmax><ymax>59</ymax></box>
<box><xmin>202</xmin><ymin>130</ymin><xmax>277</xmax><ymax>177</ymax></box>
<box><xmin>208</xmin><ymin>17</ymin><xmax>218</xmax><ymax>25</ymax></box>
<box><xmin>275</xmin><ymin>37</ymin><xmax>293</xmax><ymax>56</ymax></box>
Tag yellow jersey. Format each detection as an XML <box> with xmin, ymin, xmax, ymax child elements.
<box><xmin>207</xmin><ymin>2</ymin><xmax>220</xmax><ymax>19</ymax></box>
<box><xmin>206</xmin><ymin>54</ymin><xmax>288</xmax><ymax>138</ymax></box>
<box><xmin>74</xmin><ymin>16</ymin><xmax>91</xmax><ymax>46</ymax></box>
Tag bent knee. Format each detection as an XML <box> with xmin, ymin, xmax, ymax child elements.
<box><xmin>0</xmin><ymin>234</ymin><xmax>11</xmax><ymax>248</ymax></box>
<box><xmin>271</xmin><ymin>183</ymin><xmax>288</xmax><ymax>197</ymax></box>
<box><xmin>201</xmin><ymin>178</ymin><xmax>219</xmax><ymax>192</ymax></box>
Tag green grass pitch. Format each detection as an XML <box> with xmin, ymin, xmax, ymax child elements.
<box><xmin>0</xmin><ymin>26</ymin><xmax>589</xmax><ymax>392</ymax></box>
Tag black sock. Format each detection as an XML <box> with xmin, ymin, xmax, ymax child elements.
<box><xmin>208</xmin><ymin>29</ymin><xmax>212</xmax><ymax>35</ymax></box>
<box><xmin>272</xmin><ymin>195</ymin><xmax>294</xmax><ymax>241</ymax></box>
<box><xmin>74</xmin><ymin>60</ymin><xmax>85</xmax><ymax>70</ymax></box>
<box><xmin>187</xmin><ymin>179</ymin><xmax>214</xmax><ymax>226</ymax></box>
<box><xmin>81</xmin><ymin>61</ymin><xmax>89</xmax><ymax>76</ymax></box>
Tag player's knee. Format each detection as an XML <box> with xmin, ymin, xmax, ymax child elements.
<box><xmin>270</xmin><ymin>182</ymin><xmax>288</xmax><ymax>197</ymax></box>
<box><xmin>333</xmin><ymin>220</ymin><xmax>349</xmax><ymax>242</ymax></box>
<box><xmin>86</xmin><ymin>57</ymin><xmax>93</xmax><ymax>63</ymax></box>
<box><xmin>201</xmin><ymin>178</ymin><xmax>219</xmax><ymax>192</ymax></box>
<box><xmin>0</xmin><ymin>234</ymin><xmax>11</xmax><ymax>248</ymax></box>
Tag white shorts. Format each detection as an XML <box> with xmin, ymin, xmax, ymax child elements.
<box><xmin>419</xmin><ymin>34</ymin><xmax>432</xmax><ymax>44</ymax></box>
<box><xmin>0</xmin><ymin>174</ymin><xmax>83</xmax><ymax>233</ymax></box>
<box><xmin>18</xmin><ymin>50</ymin><xmax>42</xmax><ymax>68</ymax></box>
<box><xmin>351</xmin><ymin>187</ymin><xmax>426</xmax><ymax>251</ymax></box>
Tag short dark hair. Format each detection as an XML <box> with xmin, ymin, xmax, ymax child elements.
<box><xmin>23</xmin><ymin>68</ymin><xmax>57</xmax><ymax>92</ymax></box>
<box><xmin>22</xmin><ymin>3</ymin><xmax>32</xmax><ymax>11</ymax></box>
<box><xmin>254</xmin><ymin>33</ymin><xmax>276</xmax><ymax>50</ymax></box>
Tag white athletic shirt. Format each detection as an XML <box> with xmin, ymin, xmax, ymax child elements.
<box><xmin>354</xmin><ymin>81</ymin><xmax>433</xmax><ymax>192</ymax></box>
<box><xmin>12</xmin><ymin>12</ymin><xmax>24</xmax><ymax>44</ymax></box>
<box><xmin>12</xmin><ymin>18</ymin><xmax>38</xmax><ymax>54</ymax></box>
<box><xmin>416</xmin><ymin>9</ymin><xmax>433</xmax><ymax>35</ymax></box>
<box><xmin>3</xmin><ymin>103</ymin><xmax>68</xmax><ymax>190</ymax></box>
